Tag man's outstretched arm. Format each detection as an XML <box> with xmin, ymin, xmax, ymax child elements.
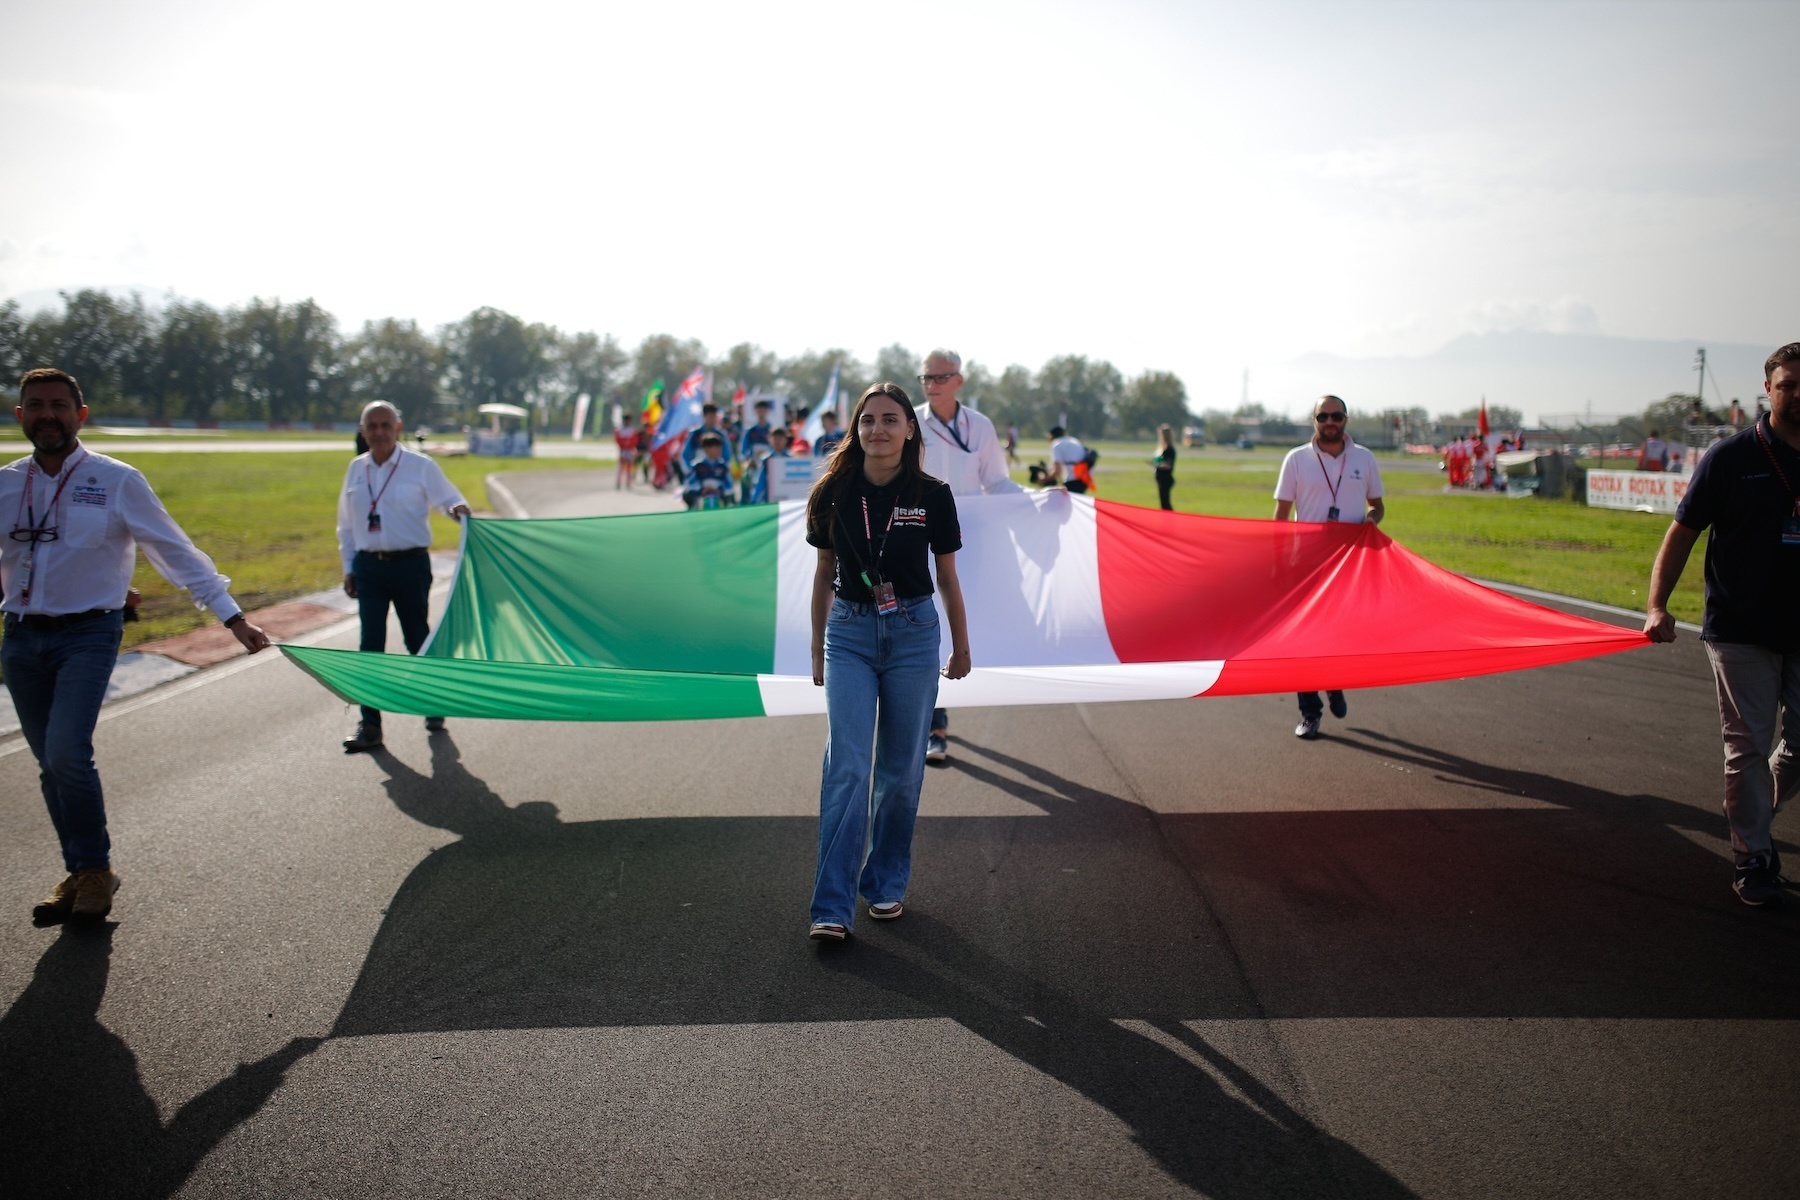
<box><xmin>1645</xmin><ymin>520</ymin><xmax>1701</xmax><ymax>642</ymax></box>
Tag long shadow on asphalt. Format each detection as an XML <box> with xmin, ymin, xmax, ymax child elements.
<box><xmin>298</xmin><ymin>727</ymin><xmax>1800</xmax><ymax>1196</ymax></box>
<box><xmin>0</xmin><ymin>926</ymin><xmax>320</xmax><ymax>1198</ymax></box>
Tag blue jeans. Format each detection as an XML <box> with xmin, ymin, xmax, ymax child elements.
<box><xmin>3</xmin><ymin>610</ymin><xmax>125</xmax><ymax>871</ymax></box>
<box><xmin>353</xmin><ymin>551</ymin><xmax>432</xmax><ymax>725</ymax></box>
<box><xmin>813</xmin><ymin>595</ymin><xmax>942</xmax><ymax>929</ymax></box>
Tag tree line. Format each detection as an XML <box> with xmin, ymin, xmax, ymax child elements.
<box><xmin>0</xmin><ymin>290</ymin><xmax>1196</xmax><ymax>440</ymax></box>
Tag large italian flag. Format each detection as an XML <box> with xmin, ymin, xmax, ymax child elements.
<box><xmin>283</xmin><ymin>493</ymin><xmax>1646</xmax><ymax>721</ymax></box>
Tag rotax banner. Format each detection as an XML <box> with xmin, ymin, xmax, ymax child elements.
<box><xmin>1586</xmin><ymin>468</ymin><xmax>1688</xmax><ymax>514</ymax></box>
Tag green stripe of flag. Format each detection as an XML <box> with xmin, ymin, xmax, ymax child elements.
<box><xmin>428</xmin><ymin>507</ymin><xmax>781</xmax><ymax>674</ymax></box>
<box><xmin>283</xmin><ymin>646</ymin><xmax>767</xmax><ymax>722</ymax></box>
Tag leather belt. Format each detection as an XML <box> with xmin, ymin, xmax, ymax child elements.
<box><xmin>4</xmin><ymin>608</ymin><xmax>116</xmax><ymax>634</ymax></box>
<box><xmin>359</xmin><ymin>547</ymin><xmax>429</xmax><ymax>561</ymax></box>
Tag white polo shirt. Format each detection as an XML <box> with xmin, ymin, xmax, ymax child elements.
<box><xmin>915</xmin><ymin>403</ymin><xmax>1023</xmax><ymax>497</ymax></box>
<box><xmin>336</xmin><ymin>446</ymin><xmax>469</xmax><ymax>572</ymax></box>
<box><xmin>0</xmin><ymin>446</ymin><xmax>242</xmax><ymax>619</ymax></box>
<box><xmin>1274</xmin><ymin>438</ymin><xmax>1384</xmax><ymax>523</ymax></box>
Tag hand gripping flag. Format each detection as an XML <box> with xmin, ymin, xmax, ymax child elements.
<box><xmin>284</xmin><ymin>494</ymin><xmax>1648</xmax><ymax>723</ymax></box>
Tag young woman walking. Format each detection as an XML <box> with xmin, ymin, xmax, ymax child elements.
<box><xmin>805</xmin><ymin>383</ymin><xmax>971</xmax><ymax>942</ymax></box>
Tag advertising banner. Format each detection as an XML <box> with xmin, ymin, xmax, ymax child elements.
<box><xmin>1586</xmin><ymin>469</ymin><xmax>1687</xmax><ymax>514</ymax></box>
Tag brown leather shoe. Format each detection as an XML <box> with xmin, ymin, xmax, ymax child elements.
<box><xmin>32</xmin><ymin>874</ymin><xmax>79</xmax><ymax>924</ymax></box>
<box><xmin>342</xmin><ymin>722</ymin><xmax>384</xmax><ymax>753</ymax></box>
<box><xmin>69</xmin><ymin>869</ymin><xmax>119</xmax><ymax>923</ymax></box>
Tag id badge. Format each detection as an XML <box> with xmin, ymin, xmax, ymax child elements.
<box><xmin>16</xmin><ymin>561</ymin><xmax>31</xmax><ymax>598</ymax></box>
<box><xmin>1326</xmin><ymin>506</ymin><xmax>1340</xmax><ymax>522</ymax></box>
<box><xmin>1784</xmin><ymin>509</ymin><xmax>1800</xmax><ymax>547</ymax></box>
<box><xmin>871</xmin><ymin>580</ymin><xmax>899</xmax><ymax>615</ymax></box>
<box><xmin>367</xmin><ymin>511</ymin><xmax>382</xmax><ymax>533</ymax></box>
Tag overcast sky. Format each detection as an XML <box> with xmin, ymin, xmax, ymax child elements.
<box><xmin>1</xmin><ymin>0</ymin><xmax>1791</xmax><ymax>416</ymax></box>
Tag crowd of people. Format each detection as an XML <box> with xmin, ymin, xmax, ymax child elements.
<box><xmin>608</xmin><ymin>397</ymin><xmax>847</xmax><ymax>508</ymax></box>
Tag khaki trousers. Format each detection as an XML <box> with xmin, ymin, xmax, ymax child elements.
<box><xmin>1705</xmin><ymin>640</ymin><xmax>1800</xmax><ymax>865</ymax></box>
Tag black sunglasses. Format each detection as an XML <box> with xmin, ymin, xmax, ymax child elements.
<box><xmin>9</xmin><ymin>526</ymin><xmax>58</xmax><ymax>543</ymax></box>
<box><xmin>1315</xmin><ymin>412</ymin><xmax>1347</xmax><ymax>422</ymax></box>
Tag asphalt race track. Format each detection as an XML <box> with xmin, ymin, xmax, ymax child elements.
<box><xmin>2</xmin><ymin>477</ymin><xmax>1795</xmax><ymax>1198</ymax></box>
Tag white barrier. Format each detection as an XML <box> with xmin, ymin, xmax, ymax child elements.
<box><xmin>1586</xmin><ymin>469</ymin><xmax>1688</xmax><ymax>514</ymax></box>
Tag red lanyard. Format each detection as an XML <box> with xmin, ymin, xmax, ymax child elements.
<box><xmin>365</xmin><ymin>452</ymin><xmax>403</xmax><ymax>515</ymax></box>
<box><xmin>14</xmin><ymin>450</ymin><xmax>87</xmax><ymax>534</ymax></box>
<box><xmin>1753</xmin><ymin>419</ymin><xmax>1800</xmax><ymax>513</ymax></box>
<box><xmin>14</xmin><ymin>450</ymin><xmax>89</xmax><ymax>602</ymax></box>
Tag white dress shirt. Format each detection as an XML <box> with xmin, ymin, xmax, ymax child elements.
<box><xmin>0</xmin><ymin>447</ymin><xmax>242</xmax><ymax>620</ymax></box>
<box><xmin>914</xmin><ymin>403</ymin><xmax>1023</xmax><ymax>497</ymax></box>
<box><xmin>1049</xmin><ymin>436</ymin><xmax>1087</xmax><ymax>470</ymax></box>
<box><xmin>1273</xmin><ymin>438</ymin><xmax>1385</xmax><ymax>523</ymax></box>
<box><xmin>337</xmin><ymin>446</ymin><xmax>469</xmax><ymax>572</ymax></box>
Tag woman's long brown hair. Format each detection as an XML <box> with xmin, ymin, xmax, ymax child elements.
<box><xmin>805</xmin><ymin>382</ymin><xmax>935</xmax><ymax>540</ymax></box>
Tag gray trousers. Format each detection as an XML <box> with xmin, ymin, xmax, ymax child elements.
<box><xmin>1704</xmin><ymin>640</ymin><xmax>1800</xmax><ymax>865</ymax></box>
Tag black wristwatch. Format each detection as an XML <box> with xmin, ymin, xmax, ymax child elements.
<box><xmin>224</xmin><ymin>613</ymin><xmax>246</xmax><ymax>628</ymax></box>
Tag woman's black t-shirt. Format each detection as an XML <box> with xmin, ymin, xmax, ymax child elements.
<box><xmin>806</xmin><ymin>473</ymin><xmax>962</xmax><ymax>602</ymax></box>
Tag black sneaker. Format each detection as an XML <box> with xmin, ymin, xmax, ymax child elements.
<box><xmin>424</xmin><ymin>716</ymin><xmax>447</xmax><ymax>733</ymax></box>
<box><xmin>1733</xmin><ymin>854</ymin><xmax>1783</xmax><ymax>907</ymax></box>
<box><xmin>1328</xmin><ymin>691</ymin><xmax>1348</xmax><ymax>719</ymax></box>
<box><xmin>342</xmin><ymin>722</ymin><xmax>384</xmax><ymax>753</ymax></box>
<box><xmin>926</xmin><ymin>734</ymin><xmax>949</xmax><ymax>764</ymax></box>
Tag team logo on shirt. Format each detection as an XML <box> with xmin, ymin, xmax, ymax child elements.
<box><xmin>70</xmin><ymin>485</ymin><xmax>108</xmax><ymax>507</ymax></box>
<box><xmin>893</xmin><ymin>507</ymin><xmax>929</xmax><ymax>526</ymax></box>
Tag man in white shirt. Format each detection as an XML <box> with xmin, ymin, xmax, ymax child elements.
<box><xmin>337</xmin><ymin>401</ymin><xmax>471</xmax><ymax>752</ymax></box>
<box><xmin>3</xmin><ymin>368</ymin><xmax>270</xmax><ymax>925</ymax></box>
<box><xmin>1047</xmin><ymin>427</ymin><xmax>1090</xmax><ymax>492</ymax></box>
<box><xmin>915</xmin><ymin>348</ymin><xmax>1022</xmax><ymax>762</ymax></box>
<box><xmin>1273</xmin><ymin>394</ymin><xmax>1385</xmax><ymax>740</ymax></box>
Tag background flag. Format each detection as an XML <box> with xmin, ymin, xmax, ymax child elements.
<box><xmin>652</xmin><ymin>367</ymin><xmax>710</xmax><ymax>451</ymax></box>
<box><xmin>797</xmin><ymin>363</ymin><xmax>841</xmax><ymax>449</ymax></box>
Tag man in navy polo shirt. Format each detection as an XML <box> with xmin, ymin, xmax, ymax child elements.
<box><xmin>1646</xmin><ymin>342</ymin><xmax>1800</xmax><ymax>906</ymax></box>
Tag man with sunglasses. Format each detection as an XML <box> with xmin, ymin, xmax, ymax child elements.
<box><xmin>915</xmin><ymin>348</ymin><xmax>1021</xmax><ymax>763</ymax></box>
<box><xmin>3</xmin><ymin>367</ymin><xmax>270</xmax><ymax>926</ymax></box>
<box><xmin>1273</xmin><ymin>395</ymin><xmax>1385</xmax><ymax>740</ymax></box>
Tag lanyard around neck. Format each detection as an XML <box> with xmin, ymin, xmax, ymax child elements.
<box><xmin>16</xmin><ymin>450</ymin><xmax>87</xmax><ymax>532</ymax></box>
<box><xmin>14</xmin><ymin>450</ymin><xmax>90</xmax><ymax>602</ymax></box>
<box><xmin>365</xmin><ymin>451</ymin><xmax>403</xmax><ymax>514</ymax></box>
<box><xmin>1313</xmin><ymin>443</ymin><xmax>1347</xmax><ymax>505</ymax></box>
<box><xmin>1754</xmin><ymin>418</ymin><xmax>1800</xmax><ymax>508</ymax></box>
<box><xmin>930</xmin><ymin>405</ymin><xmax>971</xmax><ymax>454</ymax></box>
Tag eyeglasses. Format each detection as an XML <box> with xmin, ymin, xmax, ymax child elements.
<box><xmin>917</xmin><ymin>373</ymin><xmax>959</xmax><ymax>385</ymax></box>
<box><xmin>1315</xmin><ymin>412</ymin><xmax>1347</xmax><ymax>423</ymax></box>
<box><xmin>9</xmin><ymin>526</ymin><xmax>58</xmax><ymax>543</ymax></box>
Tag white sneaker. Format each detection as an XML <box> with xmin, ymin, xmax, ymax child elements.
<box><xmin>869</xmin><ymin>902</ymin><xmax>904</xmax><ymax>920</ymax></box>
<box><xmin>808</xmin><ymin>923</ymin><xmax>848</xmax><ymax>942</ymax></box>
<box><xmin>1294</xmin><ymin>717</ymin><xmax>1321</xmax><ymax>740</ymax></box>
<box><xmin>926</xmin><ymin>734</ymin><xmax>949</xmax><ymax>763</ymax></box>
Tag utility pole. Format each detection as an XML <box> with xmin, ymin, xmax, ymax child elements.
<box><xmin>1695</xmin><ymin>347</ymin><xmax>1706</xmax><ymax>407</ymax></box>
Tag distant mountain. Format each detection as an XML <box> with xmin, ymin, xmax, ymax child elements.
<box><xmin>1276</xmin><ymin>331</ymin><xmax>1773</xmax><ymax>422</ymax></box>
